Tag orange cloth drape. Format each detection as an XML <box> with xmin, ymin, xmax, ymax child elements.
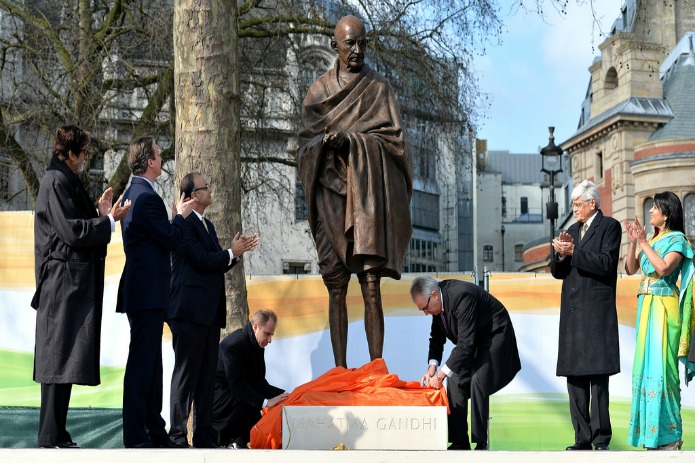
<box><xmin>250</xmin><ymin>358</ymin><xmax>449</xmax><ymax>449</ymax></box>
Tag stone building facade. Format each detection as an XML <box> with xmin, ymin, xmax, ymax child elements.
<box><xmin>522</xmin><ymin>0</ymin><xmax>695</xmax><ymax>271</ymax></box>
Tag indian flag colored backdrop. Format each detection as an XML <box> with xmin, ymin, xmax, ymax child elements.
<box><xmin>1</xmin><ymin>211</ymin><xmax>694</xmax><ymax>449</ymax></box>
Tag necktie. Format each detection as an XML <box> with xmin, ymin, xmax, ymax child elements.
<box><xmin>201</xmin><ymin>217</ymin><xmax>209</xmax><ymax>233</ymax></box>
<box><xmin>580</xmin><ymin>222</ymin><xmax>588</xmax><ymax>240</ymax></box>
<box><xmin>440</xmin><ymin>312</ymin><xmax>449</xmax><ymax>335</ymax></box>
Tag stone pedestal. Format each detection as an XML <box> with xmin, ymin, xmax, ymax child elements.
<box><xmin>281</xmin><ymin>406</ymin><xmax>447</xmax><ymax>450</ymax></box>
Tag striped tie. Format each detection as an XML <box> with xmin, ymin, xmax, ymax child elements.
<box><xmin>440</xmin><ymin>312</ymin><xmax>449</xmax><ymax>335</ymax></box>
<box><xmin>580</xmin><ymin>222</ymin><xmax>588</xmax><ymax>240</ymax></box>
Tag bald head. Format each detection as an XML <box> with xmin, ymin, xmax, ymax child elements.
<box><xmin>331</xmin><ymin>15</ymin><xmax>367</xmax><ymax>72</ymax></box>
<box><xmin>335</xmin><ymin>15</ymin><xmax>365</xmax><ymax>37</ymax></box>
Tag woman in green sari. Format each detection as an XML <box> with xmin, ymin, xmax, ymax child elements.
<box><xmin>624</xmin><ymin>192</ymin><xmax>694</xmax><ymax>450</ymax></box>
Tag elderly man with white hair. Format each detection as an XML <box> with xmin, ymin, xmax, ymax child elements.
<box><xmin>551</xmin><ymin>179</ymin><xmax>622</xmax><ymax>451</ymax></box>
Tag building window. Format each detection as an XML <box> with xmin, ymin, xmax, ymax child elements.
<box><xmin>515</xmin><ymin>244</ymin><xmax>523</xmax><ymax>262</ymax></box>
<box><xmin>520</xmin><ymin>197</ymin><xmax>528</xmax><ymax>215</ymax></box>
<box><xmin>643</xmin><ymin>197</ymin><xmax>654</xmax><ymax>235</ymax></box>
<box><xmin>294</xmin><ymin>168</ymin><xmax>308</xmax><ymax>221</ymax></box>
<box><xmin>410</xmin><ymin>190</ymin><xmax>440</xmax><ymax>230</ymax></box>
<box><xmin>283</xmin><ymin>261</ymin><xmax>311</xmax><ymax>275</ymax></box>
<box><xmin>406</xmin><ymin>236</ymin><xmax>443</xmax><ymax>272</ymax></box>
<box><xmin>684</xmin><ymin>193</ymin><xmax>695</xmax><ymax>240</ymax></box>
<box><xmin>595</xmin><ymin>151</ymin><xmax>603</xmax><ymax>180</ymax></box>
<box><xmin>483</xmin><ymin>245</ymin><xmax>493</xmax><ymax>262</ymax></box>
<box><xmin>605</xmin><ymin>67</ymin><xmax>618</xmax><ymax>89</ymax></box>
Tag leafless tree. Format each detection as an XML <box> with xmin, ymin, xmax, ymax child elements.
<box><xmin>2</xmin><ymin>0</ymin><xmax>605</xmax><ymax>328</ymax></box>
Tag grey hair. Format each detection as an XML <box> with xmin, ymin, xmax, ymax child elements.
<box><xmin>410</xmin><ymin>276</ymin><xmax>439</xmax><ymax>300</ymax></box>
<box><xmin>571</xmin><ymin>179</ymin><xmax>600</xmax><ymax>208</ymax></box>
<box><xmin>252</xmin><ymin>309</ymin><xmax>277</xmax><ymax>326</ymax></box>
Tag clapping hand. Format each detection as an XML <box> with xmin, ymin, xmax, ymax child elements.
<box><xmin>98</xmin><ymin>187</ymin><xmax>132</xmax><ymax>221</ymax></box>
<box><xmin>231</xmin><ymin>232</ymin><xmax>259</xmax><ymax>257</ymax></box>
<box><xmin>173</xmin><ymin>192</ymin><xmax>197</xmax><ymax>218</ymax></box>
<box><xmin>623</xmin><ymin>217</ymin><xmax>645</xmax><ymax>244</ymax></box>
<box><xmin>552</xmin><ymin>230</ymin><xmax>574</xmax><ymax>257</ymax></box>
<box><xmin>110</xmin><ymin>194</ymin><xmax>132</xmax><ymax>221</ymax></box>
<box><xmin>97</xmin><ymin>187</ymin><xmax>114</xmax><ymax>216</ymax></box>
<box><xmin>558</xmin><ymin>230</ymin><xmax>573</xmax><ymax>243</ymax></box>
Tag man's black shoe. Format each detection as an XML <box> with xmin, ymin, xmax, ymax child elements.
<box><xmin>447</xmin><ymin>442</ymin><xmax>471</xmax><ymax>450</ymax></box>
<box><xmin>566</xmin><ymin>443</ymin><xmax>592</xmax><ymax>450</ymax></box>
<box><xmin>40</xmin><ymin>441</ymin><xmax>82</xmax><ymax>449</ymax></box>
<box><xmin>193</xmin><ymin>440</ymin><xmax>219</xmax><ymax>448</ymax></box>
<box><xmin>130</xmin><ymin>440</ymin><xmax>156</xmax><ymax>448</ymax></box>
<box><xmin>169</xmin><ymin>440</ymin><xmax>190</xmax><ymax>448</ymax></box>
<box><xmin>157</xmin><ymin>439</ymin><xmax>181</xmax><ymax>448</ymax></box>
<box><xmin>227</xmin><ymin>442</ymin><xmax>247</xmax><ymax>449</ymax></box>
<box><xmin>129</xmin><ymin>439</ymin><xmax>178</xmax><ymax>449</ymax></box>
<box><xmin>594</xmin><ymin>444</ymin><xmax>610</xmax><ymax>450</ymax></box>
<box><xmin>475</xmin><ymin>442</ymin><xmax>489</xmax><ymax>450</ymax></box>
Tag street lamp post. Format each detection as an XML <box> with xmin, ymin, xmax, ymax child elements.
<box><xmin>540</xmin><ymin>126</ymin><xmax>563</xmax><ymax>260</ymax></box>
<box><xmin>500</xmin><ymin>225</ymin><xmax>505</xmax><ymax>272</ymax></box>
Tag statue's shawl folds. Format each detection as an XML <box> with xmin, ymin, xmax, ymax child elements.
<box><xmin>297</xmin><ymin>62</ymin><xmax>413</xmax><ymax>279</ymax></box>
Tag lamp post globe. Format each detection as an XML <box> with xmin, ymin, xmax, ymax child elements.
<box><xmin>540</xmin><ymin>126</ymin><xmax>564</xmax><ymax>260</ymax></box>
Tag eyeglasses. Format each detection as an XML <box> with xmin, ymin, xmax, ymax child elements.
<box><xmin>418</xmin><ymin>294</ymin><xmax>432</xmax><ymax>312</ymax></box>
<box><xmin>572</xmin><ymin>200</ymin><xmax>588</xmax><ymax>210</ymax></box>
<box><xmin>193</xmin><ymin>184</ymin><xmax>209</xmax><ymax>193</ymax></box>
<box><xmin>340</xmin><ymin>39</ymin><xmax>367</xmax><ymax>51</ymax></box>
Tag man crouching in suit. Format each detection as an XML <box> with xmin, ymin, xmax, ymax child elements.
<box><xmin>167</xmin><ymin>172</ymin><xmax>259</xmax><ymax>448</ymax></box>
<box><xmin>213</xmin><ymin>309</ymin><xmax>289</xmax><ymax>449</ymax></box>
<box><xmin>411</xmin><ymin>276</ymin><xmax>521</xmax><ymax>451</ymax></box>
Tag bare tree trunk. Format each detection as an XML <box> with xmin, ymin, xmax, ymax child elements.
<box><xmin>0</xmin><ymin>108</ymin><xmax>40</xmax><ymax>202</ymax></box>
<box><xmin>173</xmin><ymin>0</ymin><xmax>247</xmax><ymax>334</ymax></box>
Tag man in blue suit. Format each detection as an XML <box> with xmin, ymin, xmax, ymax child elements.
<box><xmin>116</xmin><ymin>136</ymin><xmax>196</xmax><ymax>448</ymax></box>
<box><xmin>167</xmin><ymin>172</ymin><xmax>258</xmax><ymax>448</ymax></box>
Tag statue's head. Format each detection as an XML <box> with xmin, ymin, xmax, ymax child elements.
<box><xmin>331</xmin><ymin>15</ymin><xmax>367</xmax><ymax>73</ymax></box>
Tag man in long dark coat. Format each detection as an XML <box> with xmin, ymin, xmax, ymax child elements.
<box><xmin>410</xmin><ymin>276</ymin><xmax>521</xmax><ymax>450</ymax></box>
<box><xmin>297</xmin><ymin>15</ymin><xmax>413</xmax><ymax>367</ymax></box>
<box><xmin>551</xmin><ymin>179</ymin><xmax>621</xmax><ymax>451</ymax></box>
<box><xmin>212</xmin><ymin>310</ymin><xmax>288</xmax><ymax>448</ymax></box>
<box><xmin>32</xmin><ymin>125</ymin><xmax>130</xmax><ymax>448</ymax></box>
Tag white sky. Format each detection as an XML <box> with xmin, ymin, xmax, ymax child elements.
<box><xmin>474</xmin><ymin>0</ymin><xmax>624</xmax><ymax>153</ymax></box>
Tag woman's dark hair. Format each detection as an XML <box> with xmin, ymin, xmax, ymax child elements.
<box><xmin>653</xmin><ymin>191</ymin><xmax>685</xmax><ymax>233</ymax></box>
<box><xmin>53</xmin><ymin>125</ymin><xmax>90</xmax><ymax>161</ymax></box>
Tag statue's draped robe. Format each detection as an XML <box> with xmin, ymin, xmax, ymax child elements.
<box><xmin>297</xmin><ymin>62</ymin><xmax>413</xmax><ymax>287</ymax></box>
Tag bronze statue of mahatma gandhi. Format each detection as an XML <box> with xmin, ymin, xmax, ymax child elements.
<box><xmin>297</xmin><ymin>15</ymin><xmax>413</xmax><ymax>367</ymax></box>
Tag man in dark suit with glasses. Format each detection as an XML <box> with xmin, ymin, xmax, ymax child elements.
<box><xmin>167</xmin><ymin>172</ymin><xmax>258</xmax><ymax>448</ymax></box>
